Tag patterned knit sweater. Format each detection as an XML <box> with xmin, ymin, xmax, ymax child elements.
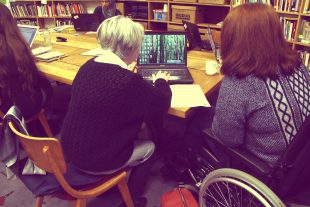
<box><xmin>61</xmin><ymin>59</ymin><xmax>172</xmax><ymax>172</ymax></box>
<box><xmin>212</xmin><ymin>65</ymin><xmax>310</xmax><ymax>166</ymax></box>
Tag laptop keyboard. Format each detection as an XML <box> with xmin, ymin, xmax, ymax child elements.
<box><xmin>142</xmin><ymin>70</ymin><xmax>187</xmax><ymax>78</ymax></box>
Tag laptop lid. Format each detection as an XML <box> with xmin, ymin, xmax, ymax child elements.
<box><xmin>182</xmin><ymin>20</ymin><xmax>202</xmax><ymax>50</ymax></box>
<box><xmin>71</xmin><ymin>14</ymin><xmax>97</xmax><ymax>31</ymax></box>
<box><xmin>137</xmin><ymin>31</ymin><xmax>187</xmax><ymax>69</ymax></box>
<box><xmin>206</xmin><ymin>27</ymin><xmax>221</xmax><ymax>62</ymax></box>
<box><xmin>18</xmin><ymin>24</ymin><xmax>39</xmax><ymax>47</ymax></box>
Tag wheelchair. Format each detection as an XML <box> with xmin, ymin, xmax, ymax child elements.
<box><xmin>199</xmin><ymin>168</ymin><xmax>285</xmax><ymax>207</ymax></box>
<box><xmin>198</xmin><ymin>116</ymin><xmax>310</xmax><ymax>207</ymax></box>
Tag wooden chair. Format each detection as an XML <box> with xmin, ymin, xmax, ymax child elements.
<box><xmin>0</xmin><ymin>109</ymin><xmax>53</xmax><ymax>137</ymax></box>
<box><xmin>8</xmin><ymin>121</ymin><xmax>134</xmax><ymax>207</ymax></box>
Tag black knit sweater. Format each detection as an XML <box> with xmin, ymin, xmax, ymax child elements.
<box><xmin>61</xmin><ymin>59</ymin><xmax>172</xmax><ymax>172</ymax></box>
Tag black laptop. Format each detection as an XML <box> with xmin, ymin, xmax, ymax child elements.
<box><xmin>71</xmin><ymin>14</ymin><xmax>98</xmax><ymax>32</ymax></box>
<box><xmin>137</xmin><ymin>31</ymin><xmax>194</xmax><ymax>84</ymax></box>
<box><xmin>182</xmin><ymin>20</ymin><xmax>212</xmax><ymax>51</ymax></box>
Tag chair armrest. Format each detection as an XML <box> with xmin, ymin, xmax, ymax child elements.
<box><xmin>202</xmin><ymin>128</ymin><xmax>272</xmax><ymax>176</ymax></box>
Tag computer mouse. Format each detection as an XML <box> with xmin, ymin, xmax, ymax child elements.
<box><xmin>56</xmin><ymin>36</ymin><xmax>67</xmax><ymax>42</ymax></box>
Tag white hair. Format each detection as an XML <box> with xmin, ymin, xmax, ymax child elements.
<box><xmin>96</xmin><ymin>15</ymin><xmax>144</xmax><ymax>61</ymax></box>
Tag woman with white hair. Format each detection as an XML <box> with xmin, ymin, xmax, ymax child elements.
<box><xmin>61</xmin><ymin>16</ymin><xmax>171</xmax><ymax>206</ymax></box>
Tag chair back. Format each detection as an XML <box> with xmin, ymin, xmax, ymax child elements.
<box><xmin>8</xmin><ymin>121</ymin><xmax>67</xmax><ymax>174</ymax></box>
<box><xmin>273</xmin><ymin>116</ymin><xmax>310</xmax><ymax>199</ymax></box>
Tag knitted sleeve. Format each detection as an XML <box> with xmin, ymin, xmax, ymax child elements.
<box><xmin>125</xmin><ymin>76</ymin><xmax>172</xmax><ymax>118</ymax></box>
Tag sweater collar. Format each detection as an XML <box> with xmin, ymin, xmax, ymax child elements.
<box><xmin>94</xmin><ymin>50</ymin><xmax>128</xmax><ymax>69</ymax></box>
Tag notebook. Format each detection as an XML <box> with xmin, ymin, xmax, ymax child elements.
<box><xmin>71</xmin><ymin>14</ymin><xmax>97</xmax><ymax>32</ymax></box>
<box><xmin>137</xmin><ymin>31</ymin><xmax>194</xmax><ymax>84</ymax></box>
<box><xmin>182</xmin><ymin>20</ymin><xmax>211</xmax><ymax>51</ymax></box>
<box><xmin>18</xmin><ymin>24</ymin><xmax>39</xmax><ymax>47</ymax></box>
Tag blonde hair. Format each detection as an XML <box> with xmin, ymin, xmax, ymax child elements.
<box><xmin>96</xmin><ymin>15</ymin><xmax>144</xmax><ymax>60</ymax></box>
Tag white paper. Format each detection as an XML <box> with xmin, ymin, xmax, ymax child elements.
<box><xmin>81</xmin><ymin>47</ymin><xmax>104</xmax><ymax>56</ymax></box>
<box><xmin>170</xmin><ymin>84</ymin><xmax>211</xmax><ymax>108</ymax></box>
<box><xmin>36</xmin><ymin>51</ymin><xmax>64</xmax><ymax>60</ymax></box>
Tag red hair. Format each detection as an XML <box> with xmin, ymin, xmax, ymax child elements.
<box><xmin>220</xmin><ymin>3</ymin><xmax>301</xmax><ymax>80</ymax></box>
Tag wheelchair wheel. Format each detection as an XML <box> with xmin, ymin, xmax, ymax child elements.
<box><xmin>199</xmin><ymin>168</ymin><xmax>285</xmax><ymax>207</ymax></box>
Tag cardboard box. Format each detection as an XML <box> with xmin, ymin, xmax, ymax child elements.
<box><xmin>198</xmin><ymin>0</ymin><xmax>227</xmax><ymax>4</ymax></box>
<box><xmin>171</xmin><ymin>5</ymin><xmax>203</xmax><ymax>23</ymax></box>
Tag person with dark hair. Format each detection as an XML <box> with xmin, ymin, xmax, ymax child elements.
<box><xmin>212</xmin><ymin>3</ymin><xmax>310</xmax><ymax>166</ymax></box>
<box><xmin>93</xmin><ymin>0</ymin><xmax>121</xmax><ymax>24</ymax></box>
<box><xmin>0</xmin><ymin>3</ymin><xmax>52</xmax><ymax>119</ymax></box>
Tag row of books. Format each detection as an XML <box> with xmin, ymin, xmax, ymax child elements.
<box><xmin>280</xmin><ymin>17</ymin><xmax>297</xmax><ymax>41</ymax></box>
<box><xmin>17</xmin><ymin>19</ymin><xmax>38</xmax><ymax>26</ymax></box>
<box><xmin>55</xmin><ymin>19</ymin><xmax>73</xmax><ymax>26</ymax></box>
<box><xmin>231</xmin><ymin>0</ymin><xmax>307</xmax><ymax>12</ymax></box>
<box><xmin>303</xmin><ymin>0</ymin><xmax>310</xmax><ymax>13</ymax></box>
<box><xmin>300</xmin><ymin>20</ymin><xmax>310</xmax><ymax>44</ymax></box>
<box><xmin>11</xmin><ymin>3</ymin><xmax>85</xmax><ymax>17</ymax></box>
<box><xmin>11</xmin><ymin>4</ymin><xmax>37</xmax><ymax>17</ymax></box>
<box><xmin>299</xmin><ymin>50</ymin><xmax>310</xmax><ymax>69</ymax></box>
<box><xmin>274</xmin><ymin>0</ymin><xmax>303</xmax><ymax>12</ymax></box>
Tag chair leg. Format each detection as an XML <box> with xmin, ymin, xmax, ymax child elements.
<box><xmin>37</xmin><ymin>111</ymin><xmax>53</xmax><ymax>137</ymax></box>
<box><xmin>117</xmin><ymin>178</ymin><xmax>134</xmax><ymax>207</ymax></box>
<box><xmin>75</xmin><ymin>199</ymin><xmax>87</xmax><ymax>207</ymax></box>
<box><xmin>35</xmin><ymin>196</ymin><xmax>44</xmax><ymax>207</ymax></box>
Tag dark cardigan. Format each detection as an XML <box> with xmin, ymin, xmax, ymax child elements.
<box><xmin>61</xmin><ymin>59</ymin><xmax>172</xmax><ymax>172</ymax></box>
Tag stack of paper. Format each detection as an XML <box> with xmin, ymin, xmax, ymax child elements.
<box><xmin>36</xmin><ymin>51</ymin><xmax>65</xmax><ymax>62</ymax></box>
<box><xmin>170</xmin><ymin>84</ymin><xmax>211</xmax><ymax>108</ymax></box>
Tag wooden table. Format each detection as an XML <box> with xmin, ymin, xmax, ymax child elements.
<box><xmin>35</xmin><ymin>32</ymin><xmax>223</xmax><ymax>118</ymax></box>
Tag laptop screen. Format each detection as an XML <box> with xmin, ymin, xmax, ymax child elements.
<box><xmin>18</xmin><ymin>24</ymin><xmax>39</xmax><ymax>47</ymax></box>
<box><xmin>138</xmin><ymin>31</ymin><xmax>187</xmax><ymax>66</ymax></box>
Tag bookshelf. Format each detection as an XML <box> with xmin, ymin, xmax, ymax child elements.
<box><xmin>231</xmin><ymin>0</ymin><xmax>310</xmax><ymax>67</ymax></box>
<box><xmin>115</xmin><ymin>0</ymin><xmax>230</xmax><ymax>43</ymax></box>
<box><xmin>10</xmin><ymin>0</ymin><xmax>230</xmax><ymax>40</ymax></box>
<box><xmin>274</xmin><ymin>0</ymin><xmax>310</xmax><ymax>67</ymax></box>
<box><xmin>10</xmin><ymin>0</ymin><xmax>310</xmax><ymax>66</ymax></box>
<box><xmin>10</xmin><ymin>0</ymin><xmax>91</xmax><ymax>28</ymax></box>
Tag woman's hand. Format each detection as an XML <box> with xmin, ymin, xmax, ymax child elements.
<box><xmin>152</xmin><ymin>71</ymin><xmax>170</xmax><ymax>83</ymax></box>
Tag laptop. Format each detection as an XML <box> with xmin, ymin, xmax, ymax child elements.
<box><xmin>71</xmin><ymin>14</ymin><xmax>97</xmax><ymax>32</ymax></box>
<box><xmin>18</xmin><ymin>24</ymin><xmax>39</xmax><ymax>47</ymax></box>
<box><xmin>137</xmin><ymin>31</ymin><xmax>194</xmax><ymax>84</ymax></box>
<box><xmin>206</xmin><ymin>27</ymin><xmax>221</xmax><ymax>63</ymax></box>
<box><xmin>182</xmin><ymin>20</ymin><xmax>211</xmax><ymax>51</ymax></box>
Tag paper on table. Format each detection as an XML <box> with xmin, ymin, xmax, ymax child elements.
<box><xmin>170</xmin><ymin>84</ymin><xmax>211</xmax><ymax>108</ymax></box>
<box><xmin>81</xmin><ymin>47</ymin><xmax>104</xmax><ymax>56</ymax></box>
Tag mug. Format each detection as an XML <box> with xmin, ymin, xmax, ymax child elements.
<box><xmin>205</xmin><ymin>60</ymin><xmax>219</xmax><ymax>75</ymax></box>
